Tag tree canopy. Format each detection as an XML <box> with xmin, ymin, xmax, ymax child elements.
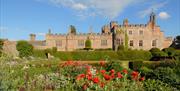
<box><xmin>16</xmin><ymin>40</ymin><xmax>33</xmax><ymax>58</ymax></box>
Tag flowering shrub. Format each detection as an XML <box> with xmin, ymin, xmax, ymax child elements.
<box><xmin>75</xmin><ymin>61</ymin><xmax>145</xmax><ymax>90</ymax></box>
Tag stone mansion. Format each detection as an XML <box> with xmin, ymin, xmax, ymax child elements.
<box><xmin>3</xmin><ymin>12</ymin><xmax>172</xmax><ymax>53</ymax></box>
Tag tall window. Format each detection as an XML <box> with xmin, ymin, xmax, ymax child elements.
<box><xmin>117</xmin><ymin>39</ymin><xmax>123</xmax><ymax>45</ymax></box>
<box><xmin>152</xmin><ymin>40</ymin><xmax>157</xmax><ymax>47</ymax></box>
<box><xmin>56</xmin><ymin>40</ymin><xmax>62</xmax><ymax>47</ymax></box>
<box><xmin>78</xmin><ymin>40</ymin><xmax>84</xmax><ymax>47</ymax></box>
<box><xmin>129</xmin><ymin>31</ymin><xmax>132</xmax><ymax>35</ymax></box>
<box><xmin>101</xmin><ymin>40</ymin><xmax>107</xmax><ymax>46</ymax></box>
<box><xmin>139</xmin><ymin>40</ymin><xmax>143</xmax><ymax>47</ymax></box>
<box><xmin>129</xmin><ymin>40</ymin><xmax>133</xmax><ymax>46</ymax></box>
<box><xmin>139</xmin><ymin>30</ymin><xmax>143</xmax><ymax>35</ymax></box>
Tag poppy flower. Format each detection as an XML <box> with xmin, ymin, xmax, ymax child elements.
<box><xmin>131</xmin><ymin>71</ymin><xmax>139</xmax><ymax>80</ymax></box>
<box><xmin>139</xmin><ymin>76</ymin><xmax>145</xmax><ymax>81</ymax></box>
<box><xmin>76</xmin><ymin>74</ymin><xmax>85</xmax><ymax>80</ymax></box>
<box><xmin>83</xmin><ymin>84</ymin><xmax>88</xmax><ymax>90</ymax></box>
<box><xmin>100</xmin><ymin>70</ymin><xmax>106</xmax><ymax>74</ymax></box>
<box><xmin>103</xmin><ymin>74</ymin><xmax>111</xmax><ymax>81</ymax></box>
<box><xmin>92</xmin><ymin>77</ymin><xmax>99</xmax><ymax>83</ymax></box>
<box><xmin>117</xmin><ymin>72</ymin><xmax>123</xmax><ymax>78</ymax></box>
<box><xmin>122</xmin><ymin>69</ymin><xmax>128</xmax><ymax>74</ymax></box>
<box><xmin>111</xmin><ymin>73</ymin><xmax>115</xmax><ymax>79</ymax></box>
<box><xmin>110</xmin><ymin>69</ymin><xmax>115</xmax><ymax>74</ymax></box>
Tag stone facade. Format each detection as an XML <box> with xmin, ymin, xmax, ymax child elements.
<box><xmin>3</xmin><ymin>12</ymin><xmax>172</xmax><ymax>52</ymax></box>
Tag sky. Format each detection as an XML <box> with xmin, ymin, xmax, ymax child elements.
<box><xmin>0</xmin><ymin>0</ymin><xmax>180</xmax><ymax>40</ymax></box>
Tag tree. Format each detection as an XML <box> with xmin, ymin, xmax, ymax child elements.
<box><xmin>117</xmin><ymin>45</ymin><xmax>125</xmax><ymax>51</ymax></box>
<box><xmin>0</xmin><ymin>39</ymin><xmax>4</xmax><ymax>57</ymax></box>
<box><xmin>70</xmin><ymin>25</ymin><xmax>76</xmax><ymax>35</ymax></box>
<box><xmin>16</xmin><ymin>40</ymin><xmax>33</xmax><ymax>58</ymax></box>
<box><xmin>170</xmin><ymin>35</ymin><xmax>180</xmax><ymax>49</ymax></box>
<box><xmin>85</xmin><ymin>38</ymin><xmax>92</xmax><ymax>50</ymax></box>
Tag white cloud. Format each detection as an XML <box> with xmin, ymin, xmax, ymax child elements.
<box><xmin>49</xmin><ymin>0</ymin><xmax>138</xmax><ymax>19</ymax></box>
<box><xmin>36</xmin><ymin>33</ymin><xmax>46</xmax><ymax>36</ymax></box>
<box><xmin>138</xmin><ymin>1</ymin><xmax>168</xmax><ymax>18</ymax></box>
<box><xmin>158</xmin><ymin>12</ymin><xmax>170</xmax><ymax>19</ymax></box>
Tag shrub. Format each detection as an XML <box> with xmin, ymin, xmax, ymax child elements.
<box><xmin>85</xmin><ymin>38</ymin><xmax>92</xmax><ymax>50</ymax></box>
<box><xmin>117</xmin><ymin>50</ymin><xmax>152</xmax><ymax>61</ymax></box>
<box><xmin>162</xmin><ymin>47</ymin><xmax>175</xmax><ymax>57</ymax></box>
<box><xmin>0</xmin><ymin>39</ymin><xmax>4</xmax><ymax>57</ymax></box>
<box><xmin>129</xmin><ymin>61</ymin><xmax>143</xmax><ymax>71</ymax></box>
<box><xmin>16</xmin><ymin>41</ymin><xmax>33</xmax><ymax>58</ymax></box>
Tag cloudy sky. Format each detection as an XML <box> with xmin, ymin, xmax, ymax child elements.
<box><xmin>0</xmin><ymin>0</ymin><xmax>180</xmax><ymax>40</ymax></box>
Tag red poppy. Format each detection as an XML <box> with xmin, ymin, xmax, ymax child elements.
<box><xmin>103</xmin><ymin>74</ymin><xmax>111</xmax><ymax>81</ymax></box>
<box><xmin>100</xmin><ymin>61</ymin><xmax>105</xmax><ymax>66</ymax></box>
<box><xmin>139</xmin><ymin>77</ymin><xmax>145</xmax><ymax>81</ymax></box>
<box><xmin>131</xmin><ymin>71</ymin><xmax>139</xmax><ymax>80</ymax></box>
<box><xmin>110</xmin><ymin>69</ymin><xmax>115</xmax><ymax>74</ymax></box>
<box><xmin>100</xmin><ymin>70</ymin><xmax>106</xmax><ymax>74</ymax></box>
<box><xmin>86</xmin><ymin>74</ymin><xmax>92</xmax><ymax>80</ymax></box>
<box><xmin>122</xmin><ymin>69</ymin><xmax>128</xmax><ymax>74</ymax></box>
<box><xmin>92</xmin><ymin>77</ymin><xmax>99</xmax><ymax>83</ymax></box>
<box><xmin>111</xmin><ymin>73</ymin><xmax>115</xmax><ymax>79</ymax></box>
<box><xmin>76</xmin><ymin>74</ymin><xmax>85</xmax><ymax>80</ymax></box>
<box><xmin>117</xmin><ymin>72</ymin><xmax>123</xmax><ymax>78</ymax></box>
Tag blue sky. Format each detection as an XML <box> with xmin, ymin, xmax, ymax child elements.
<box><xmin>0</xmin><ymin>0</ymin><xmax>180</xmax><ymax>40</ymax></box>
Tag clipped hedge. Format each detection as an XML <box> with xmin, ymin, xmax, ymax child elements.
<box><xmin>117</xmin><ymin>50</ymin><xmax>152</xmax><ymax>61</ymax></box>
<box><xmin>53</xmin><ymin>51</ymin><xmax>119</xmax><ymax>61</ymax></box>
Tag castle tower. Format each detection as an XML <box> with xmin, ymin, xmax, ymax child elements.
<box><xmin>102</xmin><ymin>25</ymin><xmax>110</xmax><ymax>34</ymax></box>
<box><xmin>30</xmin><ymin>34</ymin><xmax>36</xmax><ymax>41</ymax></box>
<box><xmin>48</xmin><ymin>28</ymin><xmax>52</xmax><ymax>34</ymax></box>
<box><xmin>148</xmin><ymin>11</ymin><xmax>156</xmax><ymax>29</ymax></box>
<box><xmin>123</xmin><ymin>19</ymin><xmax>129</xmax><ymax>27</ymax></box>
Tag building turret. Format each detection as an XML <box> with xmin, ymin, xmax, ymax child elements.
<box><xmin>30</xmin><ymin>34</ymin><xmax>36</xmax><ymax>41</ymax></box>
<box><xmin>123</xmin><ymin>19</ymin><xmax>129</xmax><ymax>27</ymax></box>
<box><xmin>102</xmin><ymin>25</ymin><xmax>110</xmax><ymax>34</ymax></box>
<box><xmin>148</xmin><ymin>11</ymin><xmax>156</xmax><ymax>29</ymax></box>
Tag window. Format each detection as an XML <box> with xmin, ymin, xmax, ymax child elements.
<box><xmin>129</xmin><ymin>40</ymin><xmax>133</xmax><ymax>46</ymax></box>
<box><xmin>139</xmin><ymin>30</ymin><xmax>143</xmax><ymax>35</ymax></box>
<box><xmin>117</xmin><ymin>39</ymin><xmax>123</xmax><ymax>45</ymax></box>
<box><xmin>152</xmin><ymin>40</ymin><xmax>157</xmax><ymax>47</ymax></box>
<box><xmin>129</xmin><ymin>31</ymin><xmax>132</xmax><ymax>35</ymax></box>
<box><xmin>139</xmin><ymin>40</ymin><xmax>143</xmax><ymax>47</ymax></box>
<box><xmin>78</xmin><ymin>40</ymin><xmax>84</xmax><ymax>47</ymax></box>
<box><xmin>101</xmin><ymin>40</ymin><xmax>107</xmax><ymax>46</ymax></box>
<box><xmin>56</xmin><ymin>40</ymin><xmax>62</xmax><ymax>47</ymax></box>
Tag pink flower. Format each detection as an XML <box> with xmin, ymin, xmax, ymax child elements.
<box><xmin>110</xmin><ymin>69</ymin><xmax>115</xmax><ymax>74</ymax></box>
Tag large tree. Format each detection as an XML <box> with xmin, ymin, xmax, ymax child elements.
<box><xmin>170</xmin><ymin>35</ymin><xmax>180</xmax><ymax>49</ymax></box>
<box><xmin>16</xmin><ymin>40</ymin><xmax>33</xmax><ymax>58</ymax></box>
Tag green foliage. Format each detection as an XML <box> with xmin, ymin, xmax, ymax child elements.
<box><xmin>32</xmin><ymin>49</ymin><xmax>46</xmax><ymax>58</ymax></box>
<box><xmin>162</xmin><ymin>47</ymin><xmax>175</xmax><ymax>57</ymax></box>
<box><xmin>16</xmin><ymin>41</ymin><xmax>33</xmax><ymax>58</ymax></box>
<box><xmin>150</xmin><ymin>48</ymin><xmax>168</xmax><ymax>57</ymax></box>
<box><xmin>53</xmin><ymin>51</ymin><xmax>119</xmax><ymax>61</ymax></box>
<box><xmin>124</xmin><ymin>30</ymin><xmax>128</xmax><ymax>50</ymax></box>
<box><xmin>129</xmin><ymin>61</ymin><xmax>143</xmax><ymax>71</ymax></box>
<box><xmin>117</xmin><ymin>49</ymin><xmax>152</xmax><ymax>61</ymax></box>
<box><xmin>143</xmin><ymin>79</ymin><xmax>174</xmax><ymax>91</ymax></box>
<box><xmin>70</xmin><ymin>25</ymin><xmax>76</xmax><ymax>35</ymax></box>
<box><xmin>117</xmin><ymin>45</ymin><xmax>125</xmax><ymax>51</ymax></box>
<box><xmin>85</xmin><ymin>38</ymin><xmax>92</xmax><ymax>50</ymax></box>
<box><xmin>0</xmin><ymin>39</ymin><xmax>4</xmax><ymax>57</ymax></box>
